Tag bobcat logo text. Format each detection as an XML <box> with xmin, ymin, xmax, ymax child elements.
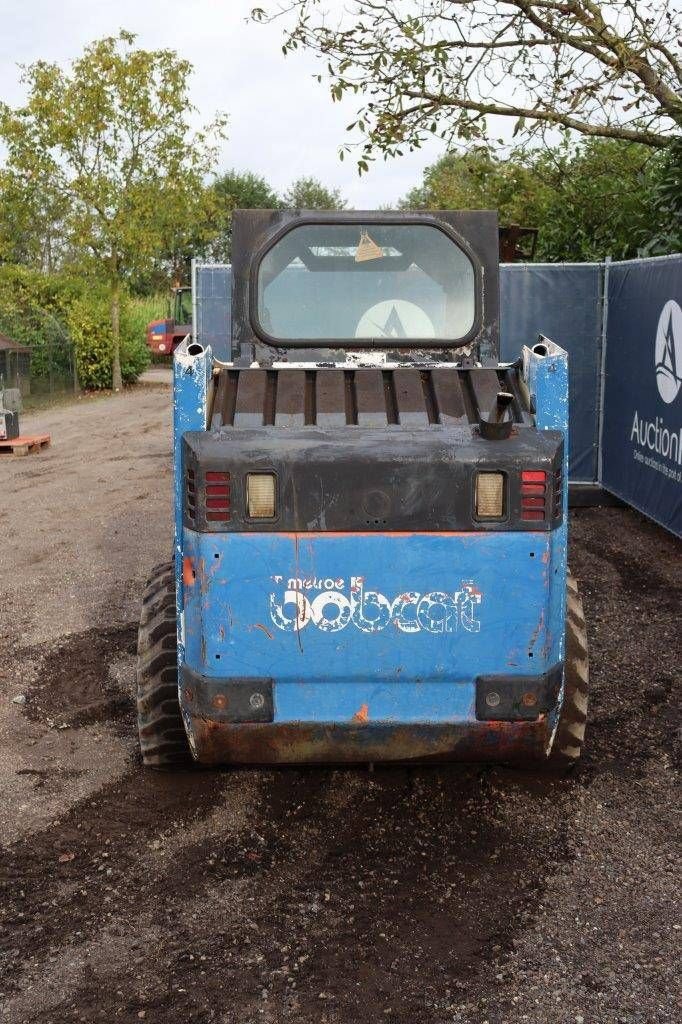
<box><xmin>269</xmin><ymin>575</ymin><xmax>482</xmax><ymax>635</ymax></box>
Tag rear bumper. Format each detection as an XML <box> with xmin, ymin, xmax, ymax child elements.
<box><xmin>182</xmin><ymin>716</ymin><xmax>551</xmax><ymax>765</ymax></box>
<box><xmin>179</xmin><ymin>663</ymin><xmax>562</xmax><ymax>765</ymax></box>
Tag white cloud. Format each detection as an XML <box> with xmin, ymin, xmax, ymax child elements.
<box><xmin>0</xmin><ymin>0</ymin><xmax>448</xmax><ymax>206</ymax></box>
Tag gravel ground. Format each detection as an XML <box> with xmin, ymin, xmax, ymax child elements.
<box><xmin>0</xmin><ymin>386</ymin><xmax>680</xmax><ymax>1024</ymax></box>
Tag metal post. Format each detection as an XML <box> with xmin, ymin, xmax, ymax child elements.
<box><xmin>191</xmin><ymin>258</ymin><xmax>198</xmax><ymax>345</ymax></box>
<box><xmin>172</xmin><ymin>338</ymin><xmax>212</xmax><ymax>664</ymax></box>
<box><xmin>596</xmin><ymin>256</ymin><xmax>611</xmax><ymax>486</ymax></box>
<box><xmin>72</xmin><ymin>337</ymin><xmax>79</xmax><ymax>395</ymax></box>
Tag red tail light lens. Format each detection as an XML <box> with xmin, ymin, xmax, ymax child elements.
<box><xmin>521</xmin><ymin>469</ymin><xmax>547</xmax><ymax>522</ymax></box>
<box><xmin>204</xmin><ymin>471</ymin><xmax>231</xmax><ymax>522</ymax></box>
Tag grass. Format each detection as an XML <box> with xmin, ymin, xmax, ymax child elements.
<box><xmin>126</xmin><ymin>293</ymin><xmax>168</xmax><ymax>338</ymax></box>
<box><xmin>126</xmin><ymin>293</ymin><xmax>172</xmax><ymax>364</ymax></box>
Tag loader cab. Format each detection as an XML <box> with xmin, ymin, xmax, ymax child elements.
<box><xmin>230</xmin><ymin>210</ymin><xmax>500</xmax><ymax>364</ymax></box>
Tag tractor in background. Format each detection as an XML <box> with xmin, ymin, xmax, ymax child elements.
<box><xmin>145</xmin><ymin>286</ymin><xmax>192</xmax><ymax>356</ymax></box>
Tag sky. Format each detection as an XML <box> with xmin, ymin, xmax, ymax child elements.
<box><xmin>0</xmin><ymin>0</ymin><xmax>450</xmax><ymax>207</ymax></box>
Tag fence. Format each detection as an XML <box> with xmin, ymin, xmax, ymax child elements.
<box><xmin>0</xmin><ymin>310</ymin><xmax>78</xmax><ymax>405</ymax></box>
<box><xmin>500</xmin><ymin>263</ymin><xmax>603</xmax><ymax>483</ymax></box>
<box><xmin>600</xmin><ymin>255</ymin><xmax>681</xmax><ymax>537</ymax></box>
<box><xmin>192</xmin><ymin>263</ymin><xmax>231</xmax><ymax>362</ymax></box>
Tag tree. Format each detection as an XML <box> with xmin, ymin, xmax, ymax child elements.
<box><xmin>400</xmin><ymin>146</ymin><xmax>539</xmax><ymax>222</ymax></box>
<box><xmin>281</xmin><ymin>176</ymin><xmax>347</xmax><ymax>209</ymax></box>
<box><xmin>641</xmin><ymin>137</ymin><xmax>682</xmax><ymax>255</ymax></box>
<box><xmin>208</xmin><ymin>169</ymin><xmax>281</xmax><ymax>261</ymax></box>
<box><xmin>528</xmin><ymin>138</ymin><xmax>668</xmax><ymax>260</ymax></box>
<box><xmin>0</xmin><ymin>169</ymin><xmax>70</xmax><ymax>272</ymax></box>
<box><xmin>254</xmin><ymin>1</ymin><xmax>681</xmax><ymax>170</ymax></box>
<box><xmin>0</xmin><ymin>31</ymin><xmax>226</xmax><ymax>388</ymax></box>
<box><xmin>214</xmin><ymin>169</ymin><xmax>280</xmax><ymax>212</ymax></box>
<box><xmin>401</xmin><ymin>138</ymin><xmax>670</xmax><ymax>261</ymax></box>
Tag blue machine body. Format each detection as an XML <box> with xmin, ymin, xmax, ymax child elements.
<box><xmin>171</xmin><ymin>341</ymin><xmax>568</xmax><ymax>765</ymax></box>
<box><xmin>169</xmin><ymin>211</ymin><xmax>569</xmax><ymax>765</ymax></box>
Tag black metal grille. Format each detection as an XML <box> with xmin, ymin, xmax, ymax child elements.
<box><xmin>186</xmin><ymin>466</ymin><xmax>196</xmax><ymax>523</ymax></box>
<box><xmin>210</xmin><ymin>366</ymin><xmax>530</xmax><ymax>430</ymax></box>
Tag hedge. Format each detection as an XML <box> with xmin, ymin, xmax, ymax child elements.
<box><xmin>0</xmin><ymin>265</ymin><xmax>150</xmax><ymax>389</ymax></box>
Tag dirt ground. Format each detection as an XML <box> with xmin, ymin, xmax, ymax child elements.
<box><xmin>0</xmin><ymin>385</ymin><xmax>680</xmax><ymax>1024</ymax></box>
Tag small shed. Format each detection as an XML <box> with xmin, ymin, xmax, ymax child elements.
<box><xmin>0</xmin><ymin>333</ymin><xmax>31</xmax><ymax>396</ymax></box>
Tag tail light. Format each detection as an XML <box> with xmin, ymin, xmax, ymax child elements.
<box><xmin>521</xmin><ymin>470</ymin><xmax>547</xmax><ymax>521</ymax></box>
<box><xmin>205</xmin><ymin>471</ymin><xmax>231</xmax><ymax>522</ymax></box>
<box><xmin>246</xmin><ymin>473</ymin><xmax>277</xmax><ymax>519</ymax></box>
<box><xmin>475</xmin><ymin>472</ymin><xmax>505</xmax><ymax>519</ymax></box>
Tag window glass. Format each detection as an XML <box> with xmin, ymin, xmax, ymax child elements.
<box><xmin>256</xmin><ymin>223</ymin><xmax>476</xmax><ymax>343</ymax></box>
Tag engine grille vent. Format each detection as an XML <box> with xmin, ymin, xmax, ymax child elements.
<box><xmin>186</xmin><ymin>466</ymin><xmax>196</xmax><ymax>523</ymax></box>
<box><xmin>211</xmin><ymin>367</ymin><xmax>529</xmax><ymax>430</ymax></box>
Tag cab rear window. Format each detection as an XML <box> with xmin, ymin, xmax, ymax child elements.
<box><xmin>255</xmin><ymin>222</ymin><xmax>476</xmax><ymax>345</ymax></box>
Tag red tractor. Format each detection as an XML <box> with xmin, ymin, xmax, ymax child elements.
<box><xmin>145</xmin><ymin>287</ymin><xmax>192</xmax><ymax>356</ymax></box>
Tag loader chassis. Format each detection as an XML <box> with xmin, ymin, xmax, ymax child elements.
<box><xmin>136</xmin><ymin>209</ymin><xmax>588</xmax><ymax>768</ymax></box>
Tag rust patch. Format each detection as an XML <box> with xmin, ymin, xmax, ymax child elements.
<box><xmin>252</xmin><ymin>623</ymin><xmax>274</xmax><ymax>640</ymax></box>
<box><xmin>528</xmin><ymin>609</ymin><xmax>545</xmax><ymax>653</ymax></box>
<box><xmin>197</xmin><ymin>558</ymin><xmax>209</xmax><ymax>596</ymax></box>
<box><xmin>352</xmin><ymin>703</ymin><xmax>369</xmax><ymax>724</ymax></box>
<box><xmin>182</xmin><ymin>556</ymin><xmax>195</xmax><ymax>587</ymax></box>
<box><xmin>188</xmin><ymin>717</ymin><xmax>549</xmax><ymax>766</ymax></box>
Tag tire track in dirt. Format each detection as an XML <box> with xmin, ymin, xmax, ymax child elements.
<box><xmin>1</xmin><ymin>772</ymin><xmax>371</xmax><ymax>1024</ymax></box>
<box><xmin>0</xmin><ymin>773</ymin><xmax>262</xmax><ymax>1023</ymax></box>
<box><xmin>3</xmin><ymin>764</ymin><xmax>575</xmax><ymax>1024</ymax></box>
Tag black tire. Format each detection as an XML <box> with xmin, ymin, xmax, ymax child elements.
<box><xmin>137</xmin><ymin>562</ymin><xmax>192</xmax><ymax>769</ymax></box>
<box><xmin>549</xmin><ymin>573</ymin><xmax>589</xmax><ymax>766</ymax></box>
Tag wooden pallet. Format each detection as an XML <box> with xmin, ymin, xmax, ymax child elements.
<box><xmin>0</xmin><ymin>434</ymin><xmax>51</xmax><ymax>457</ymax></box>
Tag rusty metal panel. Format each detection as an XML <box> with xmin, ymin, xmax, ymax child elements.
<box><xmin>469</xmin><ymin>369</ymin><xmax>502</xmax><ymax>419</ymax></box>
<box><xmin>431</xmin><ymin>369</ymin><xmax>469</xmax><ymax>425</ymax></box>
<box><xmin>211</xmin><ymin>369</ymin><xmax>237</xmax><ymax>428</ymax></box>
<box><xmin>186</xmin><ymin>717</ymin><xmax>550</xmax><ymax>765</ymax></box>
<box><xmin>393</xmin><ymin>369</ymin><xmax>429</xmax><ymax>426</ymax></box>
<box><xmin>233</xmin><ymin>370</ymin><xmax>267</xmax><ymax>428</ymax></box>
<box><xmin>316</xmin><ymin>369</ymin><xmax>347</xmax><ymax>427</ymax></box>
<box><xmin>274</xmin><ymin>369</ymin><xmax>306</xmax><ymax>427</ymax></box>
<box><xmin>355</xmin><ymin>370</ymin><xmax>388</xmax><ymax>427</ymax></box>
<box><xmin>211</xmin><ymin>365</ymin><xmax>537</xmax><ymax>431</ymax></box>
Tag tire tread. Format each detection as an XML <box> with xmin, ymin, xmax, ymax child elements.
<box><xmin>136</xmin><ymin>563</ymin><xmax>191</xmax><ymax>770</ymax></box>
<box><xmin>550</xmin><ymin>573</ymin><xmax>589</xmax><ymax>767</ymax></box>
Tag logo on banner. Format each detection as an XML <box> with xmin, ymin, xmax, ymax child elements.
<box><xmin>268</xmin><ymin>575</ymin><xmax>482</xmax><ymax>635</ymax></box>
<box><xmin>629</xmin><ymin>296</ymin><xmax>682</xmax><ymax>482</ymax></box>
<box><xmin>655</xmin><ymin>299</ymin><xmax>682</xmax><ymax>404</ymax></box>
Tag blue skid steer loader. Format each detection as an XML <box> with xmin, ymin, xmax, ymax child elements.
<box><xmin>136</xmin><ymin>210</ymin><xmax>588</xmax><ymax>769</ymax></box>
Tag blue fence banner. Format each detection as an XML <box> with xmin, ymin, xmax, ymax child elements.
<box><xmin>601</xmin><ymin>255</ymin><xmax>682</xmax><ymax>538</ymax></box>
<box><xmin>501</xmin><ymin>263</ymin><xmax>603</xmax><ymax>483</ymax></box>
